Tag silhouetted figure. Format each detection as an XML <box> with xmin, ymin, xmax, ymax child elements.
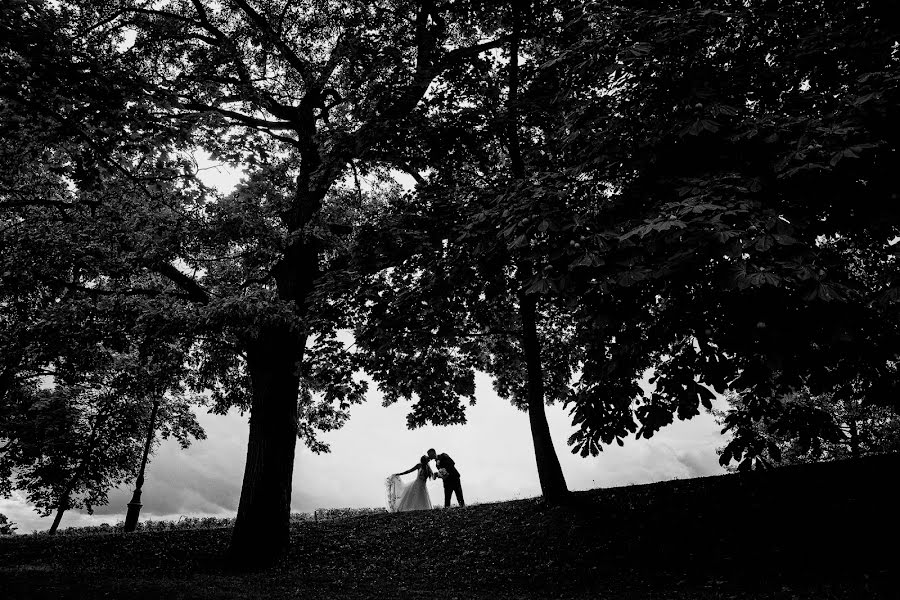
<box><xmin>428</xmin><ymin>448</ymin><xmax>464</xmax><ymax>507</ymax></box>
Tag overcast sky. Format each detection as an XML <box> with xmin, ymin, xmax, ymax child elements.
<box><xmin>2</xmin><ymin>371</ymin><xmax>728</xmax><ymax>534</ymax></box>
<box><xmin>1</xmin><ymin>161</ymin><xmax>730</xmax><ymax>533</ymax></box>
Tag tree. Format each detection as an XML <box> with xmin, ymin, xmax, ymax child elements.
<box><xmin>714</xmin><ymin>388</ymin><xmax>900</xmax><ymax>470</ymax></box>
<box><xmin>0</xmin><ymin>513</ymin><xmax>15</xmax><ymax>535</ymax></box>
<box><xmin>4</xmin><ymin>0</ymin><xmax>513</xmax><ymax>564</ymax></box>
<box><xmin>346</xmin><ymin>1</ymin><xmax>589</xmax><ymax>503</ymax></box>
<box><xmin>1</xmin><ymin>1</ymin><xmax>207</xmax><ymax>532</ymax></box>
<box><xmin>529</xmin><ymin>0</ymin><xmax>900</xmax><ymax>464</ymax></box>
<box><xmin>1</xmin><ymin>361</ymin><xmax>202</xmax><ymax>533</ymax></box>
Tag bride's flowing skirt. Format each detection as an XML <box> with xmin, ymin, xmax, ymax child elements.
<box><xmin>385</xmin><ymin>475</ymin><xmax>432</xmax><ymax>512</ymax></box>
<box><xmin>385</xmin><ymin>475</ymin><xmax>405</xmax><ymax>512</ymax></box>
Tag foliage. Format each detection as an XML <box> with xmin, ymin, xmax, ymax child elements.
<box><xmin>3</xmin><ymin>0</ymin><xmax>522</xmax><ymax>560</ymax></box>
<box><xmin>26</xmin><ymin>508</ymin><xmax>391</xmax><ymax>537</ymax></box>
<box><xmin>714</xmin><ymin>390</ymin><xmax>900</xmax><ymax>469</ymax></box>
<box><xmin>0</xmin><ymin>0</ymin><xmax>207</xmax><ymax>525</ymax></box>
<box><xmin>33</xmin><ymin>515</ymin><xmax>235</xmax><ymax>536</ymax></box>
<box><xmin>348</xmin><ymin>3</ymin><xmax>585</xmax><ymax>420</ymax></box>
<box><xmin>539</xmin><ymin>0</ymin><xmax>900</xmax><ymax>464</ymax></box>
<box><xmin>329</xmin><ymin>0</ymin><xmax>900</xmax><ymax>486</ymax></box>
<box><xmin>5</xmin><ymin>0</ymin><xmax>900</xmax><ymax>557</ymax></box>
<box><xmin>0</xmin><ymin>358</ymin><xmax>204</xmax><ymax>524</ymax></box>
<box><xmin>306</xmin><ymin>507</ymin><xmax>389</xmax><ymax>522</ymax></box>
<box><xmin>0</xmin><ymin>513</ymin><xmax>15</xmax><ymax>535</ymax></box>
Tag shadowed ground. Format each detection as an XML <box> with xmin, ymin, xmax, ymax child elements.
<box><xmin>2</xmin><ymin>453</ymin><xmax>898</xmax><ymax>599</ymax></box>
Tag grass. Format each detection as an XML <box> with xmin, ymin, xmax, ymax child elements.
<box><xmin>2</xmin><ymin>453</ymin><xmax>899</xmax><ymax>599</ymax></box>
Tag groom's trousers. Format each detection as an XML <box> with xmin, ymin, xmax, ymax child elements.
<box><xmin>443</xmin><ymin>476</ymin><xmax>464</xmax><ymax>507</ymax></box>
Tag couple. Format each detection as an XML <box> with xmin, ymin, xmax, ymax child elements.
<box><xmin>386</xmin><ymin>448</ymin><xmax>464</xmax><ymax>512</ymax></box>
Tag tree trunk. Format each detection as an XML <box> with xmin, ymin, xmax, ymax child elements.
<box><xmin>519</xmin><ymin>293</ymin><xmax>570</xmax><ymax>503</ymax></box>
<box><xmin>228</xmin><ymin>239</ymin><xmax>317</xmax><ymax>566</ymax></box>
<box><xmin>506</xmin><ymin>2</ymin><xmax>569</xmax><ymax>504</ymax></box>
<box><xmin>48</xmin><ymin>493</ymin><xmax>68</xmax><ymax>534</ymax></box>
<box><xmin>47</xmin><ymin>406</ymin><xmax>107</xmax><ymax>535</ymax></box>
<box><xmin>229</xmin><ymin>325</ymin><xmax>304</xmax><ymax>566</ymax></box>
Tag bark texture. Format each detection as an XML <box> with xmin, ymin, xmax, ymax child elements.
<box><xmin>229</xmin><ymin>238</ymin><xmax>317</xmax><ymax>565</ymax></box>
<box><xmin>230</xmin><ymin>325</ymin><xmax>305</xmax><ymax>565</ymax></box>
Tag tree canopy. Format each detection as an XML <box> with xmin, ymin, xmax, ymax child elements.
<box><xmin>537</xmin><ymin>0</ymin><xmax>900</xmax><ymax>465</ymax></box>
<box><xmin>2</xmin><ymin>0</ymin><xmax>898</xmax><ymax>563</ymax></box>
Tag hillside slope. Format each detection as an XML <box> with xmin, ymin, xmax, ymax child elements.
<box><xmin>2</xmin><ymin>453</ymin><xmax>899</xmax><ymax>599</ymax></box>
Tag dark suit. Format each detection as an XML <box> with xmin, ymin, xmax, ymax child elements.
<box><xmin>435</xmin><ymin>453</ymin><xmax>464</xmax><ymax>507</ymax></box>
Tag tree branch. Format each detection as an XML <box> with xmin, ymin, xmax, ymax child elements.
<box><xmin>0</xmin><ymin>198</ymin><xmax>73</xmax><ymax>210</ymax></box>
<box><xmin>230</xmin><ymin>0</ymin><xmax>314</xmax><ymax>84</ymax></box>
<box><xmin>57</xmin><ymin>281</ymin><xmax>197</xmax><ymax>301</ymax></box>
<box><xmin>179</xmin><ymin>101</ymin><xmax>296</xmax><ymax>130</ymax></box>
<box><xmin>315</xmin><ymin>32</ymin><xmax>345</xmax><ymax>90</ymax></box>
<box><xmin>151</xmin><ymin>263</ymin><xmax>210</xmax><ymax>304</ymax></box>
<box><xmin>330</xmin><ymin>33</ymin><xmax>511</xmax><ymax>173</ymax></box>
<box><xmin>440</xmin><ymin>36</ymin><xmax>511</xmax><ymax>70</ymax></box>
<box><xmin>376</xmin><ymin>323</ymin><xmax>522</xmax><ymax>340</ymax></box>
<box><xmin>127</xmin><ymin>7</ymin><xmax>198</xmax><ymax>24</ymax></box>
<box><xmin>190</xmin><ymin>0</ymin><xmax>227</xmax><ymax>41</ymax></box>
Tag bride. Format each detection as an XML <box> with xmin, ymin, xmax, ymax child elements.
<box><xmin>386</xmin><ymin>455</ymin><xmax>433</xmax><ymax>512</ymax></box>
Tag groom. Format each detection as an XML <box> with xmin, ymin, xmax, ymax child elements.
<box><xmin>427</xmin><ymin>448</ymin><xmax>464</xmax><ymax>508</ymax></box>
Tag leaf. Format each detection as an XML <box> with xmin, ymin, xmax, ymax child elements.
<box><xmin>804</xmin><ymin>282</ymin><xmax>843</xmax><ymax>302</ymax></box>
<box><xmin>507</xmin><ymin>234</ymin><xmax>527</xmax><ymax>249</ymax></box>
<box><xmin>714</xmin><ymin>230</ymin><xmax>739</xmax><ymax>243</ymax></box>
<box><xmin>754</xmin><ymin>235</ymin><xmax>775</xmax><ymax>252</ymax></box>
<box><xmin>773</xmin><ymin>234</ymin><xmax>798</xmax><ymax>245</ymax></box>
<box><xmin>571</xmin><ymin>252</ymin><xmax>602</xmax><ymax>268</ymax></box>
<box><xmin>617</xmin><ymin>269</ymin><xmax>648</xmax><ymax>287</ymax></box>
<box><xmin>524</xmin><ymin>278</ymin><xmax>551</xmax><ymax>295</ymax></box>
<box><xmin>747</xmin><ymin>271</ymin><xmax>781</xmax><ymax>287</ymax></box>
<box><xmin>829</xmin><ymin>148</ymin><xmax>861</xmax><ymax>166</ymax></box>
<box><xmin>700</xmin><ymin>119</ymin><xmax>720</xmax><ymax>132</ymax></box>
<box><xmin>696</xmin><ymin>384</ymin><xmax>715</xmax><ymax>410</ymax></box>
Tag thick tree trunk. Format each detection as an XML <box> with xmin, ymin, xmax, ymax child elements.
<box><xmin>229</xmin><ymin>237</ymin><xmax>317</xmax><ymax>566</ymax></box>
<box><xmin>519</xmin><ymin>293</ymin><xmax>569</xmax><ymax>503</ymax></box>
<box><xmin>229</xmin><ymin>324</ymin><xmax>305</xmax><ymax>566</ymax></box>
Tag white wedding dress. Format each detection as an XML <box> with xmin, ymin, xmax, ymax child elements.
<box><xmin>386</xmin><ymin>465</ymin><xmax>433</xmax><ymax>512</ymax></box>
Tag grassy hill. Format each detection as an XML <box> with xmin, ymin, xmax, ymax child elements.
<box><xmin>2</xmin><ymin>453</ymin><xmax>899</xmax><ymax>599</ymax></box>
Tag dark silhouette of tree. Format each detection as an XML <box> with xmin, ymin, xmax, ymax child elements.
<box><xmin>525</xmin><ymin>1</ymin><xmax>900</xmax><ymax>463</ymax></box>
<box><xmin>4</xmin><ymin>0</ymin><xmax>898</xmax><ymax>564</ymax></box>
<box><xmin>1</xmin><ymin>372</ymin><xmax>202</xmax><ymax>534</ymax></box>
<box><xmin>0</xmin><ymin>513</ymin><xmax>15</xmax><ymax>535</ymax></box>
<box><xmin>3</xmin><ymin>0</ymin><xmax>512</xmax><ymax>564</ymax></box>
<box><xmin>345</xmin><ymin>2</ymin><xmax>582</xmax><ymax>503</ymax></box>
<box><xmin>1</xmin><ymin>1</ymin><xmax>208</xmax><ymax>533</ymax></box>
<box><xmin>713</xmin><ymin>387</ymin><xmax>900</xmax><ymax>470</ymax></box>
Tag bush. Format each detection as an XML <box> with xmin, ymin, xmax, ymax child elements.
<box><xmin>23</xmin><ymin>508</ymin><xmax>390</xmax><ymax>536</ymax></box>
<box><xmin>0</xmin><ymin>513</ymin><xmax>16</xmax><ymax>535</ymax></box>
<box><xmin>300</xmin><ymin>507</ymin><xmax>388</xmax><ymax>522</ymax></box>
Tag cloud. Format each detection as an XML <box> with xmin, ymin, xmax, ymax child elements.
<box><xmin>4</xmin><ymin>371</ymin><xmax>729</xmax><ymax>532</ymax></box>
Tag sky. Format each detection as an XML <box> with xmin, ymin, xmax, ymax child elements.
<box><xmin>1</xmin><ymin>371</ymin><xmax>729</xmax><ymax>534</ymax></box>
<box><xmin>0</xmin><ymin>158</ymin><xmax>730</xmax><ymax>533</ymax></box>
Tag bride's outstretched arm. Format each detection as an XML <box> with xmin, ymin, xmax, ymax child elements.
<box><xmin>394</xmin><ymin>465</ymin><xmax>418</xmax><ymax>476</ymax></box>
